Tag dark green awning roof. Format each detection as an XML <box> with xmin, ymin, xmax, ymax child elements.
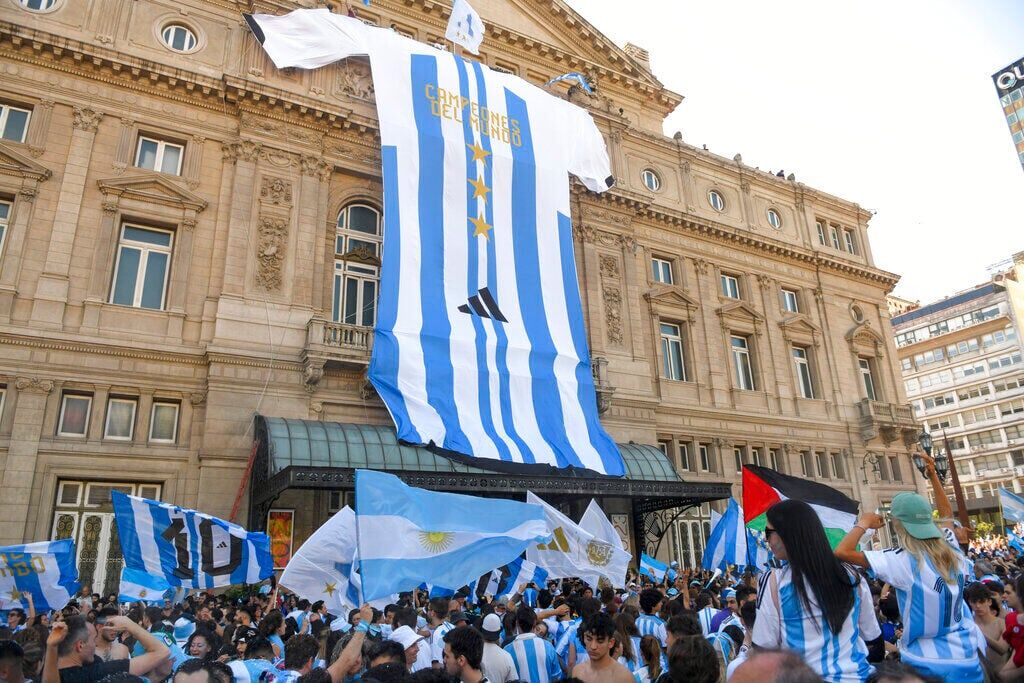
<box><xmin>261</xmin><ymin>417</ymin><xmax>682</xmax><ymax>482</ymax></box>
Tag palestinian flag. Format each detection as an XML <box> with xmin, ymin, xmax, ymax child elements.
<box><xmin>743</xmin><ymin>465</ymin><xmax>860</xmax><ymax>548</ymax></box>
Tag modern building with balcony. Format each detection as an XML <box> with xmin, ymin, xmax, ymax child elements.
<box><xmin>0</xmin><ymin>0</ymin><xmax>921</xmax><ymax>592</ymax></box>
<box><xmin>892</xmin><ymin>252</ymin><xmax>1024</xmax><ymax>524</ymax></box>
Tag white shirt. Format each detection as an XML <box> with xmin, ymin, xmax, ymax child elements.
<box><xmin>480</xmin><ymin>641</ymin><xmax>517</xmax><ymax>683</ymax></box>
<box><xmin>430</xmin><ymin>621</ymin><xmax>455</xmax><ymax>664</ymax></box>
<box><xmin>726</xmin><ymin>644</ymin><xmax>749</xmax><ymax>681</ymax></box>
<box><xmin>752</xmin><ymin>566</ymin><xmax>880</xmax><ymax>682</ymax></box>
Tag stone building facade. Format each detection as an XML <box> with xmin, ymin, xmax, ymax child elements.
<box><xmin>0</xmin><ymin>0</ymin><xmax>920</xmax><ymax>592</ymax></box>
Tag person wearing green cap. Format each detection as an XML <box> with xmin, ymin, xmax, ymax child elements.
<box><xmin>835</xmin><ymin>452</ymin><xmax>983</xmax><ymax>683</ymax></box>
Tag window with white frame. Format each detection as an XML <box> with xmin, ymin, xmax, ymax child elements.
<box><xmin>19</xmin><ymin>0</ymin><xmax>58</xmax><ymax>10</ymax></box>
<box><xmin>0</xmin><ymin>201</ymin><xmax>10</xmax><ymax>259</ymax></box>
<box><xmin>830</xmin><ymin>452</ymin><xmax>845</xmax><ymax>480</ymax></box>
<box><xmin>793</xmin><ymin>346</ymin><xmax>815</xmax><ymax>399</ymax></box>
<box><xmin>660</xmin><ymin>323</ymin><xmax>687</xmax><ymax>381</ymax></box>
<box><xmin>720</xmin><ymin>273</ymin><xmax>740</xmax><ymax>299</ymax></box>
<box><xmin>651</xmin><ymin>258</ymin><xmax>673</xmax><ymax>284</ymax></box>
<box><xmin>829</xmin><ymin>225</ymin><xmax>841</xmax><ymax>250</ymax></box>
<box><xmin>843</xmin><ymin>229</ymin><xmax>857</xmax><ymax>254</ymax></box>
<box><xmin>658</xmin><ymin>440</ymin><xmax>671</xmax><ymax>459</ymax></box>
<box><xmin>769</xmin><ymin>448</ymin><xmax>780</xmax><ymax>471</ymax></box>
<box><xmin>708</xmin><ymin>189</ymin><xmax>725</xmax><ymax>212</ymax></box>
<box><xmin>731</xmin><ymin>335</ymin><xmax>755</xmax><ymax>390</ymax></box>
<box><xmin>699</xmin><ymin>444</ymin><xmax>711</xmax><ymax>472</ymax></box>
<box><xmin>678</xmin><ymin>442</ymin><xmax>691</xmax><ymax>471</ymax></box>
<box><xmin>641</xmin><ymin>169</ymin><xmax>661</xmax><ymax>192</ymax></box>
<box><xmin>781</xmin><ymin>288</ymin><xmax>799</xmax><ymax>313</ymax></box>
<box><xmin>0</xmin><ymin>103</ymin><xmax>30</xmax><ymax>143</ymax></box>
<box><xmin>889</xmin><ymin>456</ymin><xmax>902</xmax><ymax>482</ymax></box>
<box><xmin>58</xmin><ymin>393</ymin><xmax>92</xmax><ymax>437</ymax></box>
<box><xmin>135</xmin><ymin>136</ymin><xmax>184</xmax><ymax>175</ymax></box>
<box><xmin>334</xmin><ymin>204</ymin><xmax>382</xmax><ymax>327</ymax></box>
<box><xmin>800</xmin><ymin>450</ymin><xmax>813</xmax><ymax>477</ymax></box>
<box><xmin>734</xmin><ymin>447</ymin><xmax>744</xmax><ymax>474</ymax></box>
<box><xmin>859</xmin><ymin>357</ymin><xmax>877</xmax><ymax>401</ymax></box>
<box><xmin>0</xmin><ymin>385</ymin><xmax>5</xmax><ymax>423</ymax></box>
<box><xmin>766</xmin><ymin>209</ymin><xmax>782</xmax><ymax>229</ymax></box>
<box><xmin>110</xmin><ymin>224</ymin><xmax>173</xmax><ymax>310</ymax></box>
<box><xmin>751</xmin><ymin>447</ymin><xmax>763</xmax><ymax>467</ymax></box>
<box><xmin>815</xmin><ymin>221</ymin><xmax>826</xmax><ymax>245</ymax></box>
<box><xmin>815</xmin><ymin>452</ymin><xmax>828</xmax><ymax>478</ymax></box>
<box><xmin>161</xmin><ymin>24</ymin><xmax>197</xmax><ymax>52</ymax></box>
<box><xmin>149</xmin><ymin>401</ymin><xmax>180</xmax><ymax>443</ymax></box>
<box><xmin>103</xmin><ymin>397</ymin><xmax>137</xmax><ymax>440</ymax></box>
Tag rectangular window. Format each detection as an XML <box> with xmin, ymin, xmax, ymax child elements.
<box><xmin>651</xmin><ymin>258</ymin><xmax>673</xmax><ymax>284</ymax></box>
<box><xmin>829</xmin><ymin>225</ymin><xmax>841</xmax><ymax>249</ymax></box>
<box><xmin>781</xmin><ymin>288</ymin><xmax>800</xmax><ymax>313</ymax></box>
<box><xmin>0</xmin><ymin>201</ymin><xmax>9</xmax><ymax>259</ymax></box>
<box><xmin>800</xmin><ymin>450</ymin><xmax>813</xmax><ymax>477</ymax></box>
<box><xmin>816</xmin><ymin>221</ymin><xmax>826</xmax><ymax>245</ymax></box>
<box><xmin>792</xmin><ymin>346</ymin><xmax>815</xmax><ymax>399</ymax></box>
<box><xmin>104</xmin><ymin>397</ymin><xmax>137</xmax><ymax>440</ymax></box>
<box><xmin>135</xmin><ymin>136</ymin><xmax>184</xmax><ymax>175</ymax></box>
<box><xmin>901</xmin><ymin>358</ymin><xmax>913</xmax><ymax>372</ymax></box>
<box><xmin>731</xmin><ymin>335</ymin><xmax>755</xmax><ymax>390</ymax></box>
<box><xmin>890</xmin><ymin>456</ymin><xmax>902</xmax><ymax>482</ymax></box>
<box><xmin>815</xmin><ymin>452</ymin><xmax>828</xmax><ymax>478</ymax></box>
<box><xmin>859</xmin><ymin>357</ymin><xmax>877</xmax><ymax>401</ymax></box>
<box><xmin>149</xmin><ymin>401</ymin><xmax>180</xmax><ymax>443</ymax></box>
<box><xmin>843</xmin><ymin>229</ymin><xmax>857</xmax><ymax>254</ymax></box>
<box><xmin>699</xmin><ymin>444</ymin><xmax>711</xmax><ymax>472</ymax></box>
<box><xmin>678</xmin><ymin>442</ymin><xmax>691</xmax><ymax>471</ymax></box>
<box><xmin>0</xmin><ymin>103</ymin><xmax>31</xmax><ymax>143</ymax></box>
<box><xmin>769</xmin><ymin>448</ymin><xmax>780</xmax><ymax>471</ymax></box>
<box><xmin>720</xmin><ymin>273</ymin><xmax>740</xmax><ymax>299</ymax></box>
<box><xmin>110</xmin><ymin>224</ymin><xmax>173</xmax><ymax>310</ymax></box>
<box><xmin>660</xmin><ymin>323</ymin><xmax>687</xmax><ymax>381</ymax></box>
<box><xmin>750</xmin><ymin>447</ymin><xmax>763</xmax><ymax>467</ymax></box>
<box><xmin>333</xmin><ymin>261</ymin><xmax>378</xmax><ymax>327</ymax></box>
<box><xmin>58</xmin><ymin>394</ymin><xmax>92</xmax><ymax>437</ymax></box>
<box><xmin>0</xmin><ymin>385</ymin><xmax>5</xmax><ymax>423</ymax></box>
<box><xmin>830</xmin><ymin>452</ymin><xmax>845</xmax><ymax>480</ymax></box>
<box><xmin>734</xmin><ymin>447</ymin><xmax>744</xmax><ymax>474</ymax></box>
<box><xmin>877</xmin><ymin>455</ymin><xmax>890</xmax><ymax>481</ymax></box>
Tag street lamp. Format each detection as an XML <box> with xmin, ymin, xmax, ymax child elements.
<box><xmin>914</xmin><ymin>431</ymin><xmax>932</xmax><ymax>479</ymax></box>
<box><xmin>861</xmin><ymin>453</ymin><xmax>880</xmax><ymax>485</ymax></box>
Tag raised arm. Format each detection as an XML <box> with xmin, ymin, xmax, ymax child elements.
<box><xmin>834</xmin><ymin>512</ymin><xmax>884</xmax><ymax>568</ymax></box>
<box><xmin>327</xmin><ymin>604</ymin><xmax>373</xmax><ymax>683</ymax></box>
<box><xmin>105</xmin><ymin>616</ymin><xmax>170</xmax><ymax>677</ymax></box>
<box><xmin>43</xmin><ymin>622</ymin><xmax>66</xmax><ymax>683</ymax></box>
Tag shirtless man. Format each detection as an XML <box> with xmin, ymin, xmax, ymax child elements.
<box><xmin>571</xmin><ymin>613</ymin><xmax>633</xmax><ymax>683</ymax></box>
<box><xmin>93</xmin><ymin>608</ymin><xmax>130</xmax><ymax>662</ymax></box>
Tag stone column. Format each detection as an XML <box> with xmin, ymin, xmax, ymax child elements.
<box><xmin>32</xmin><ymin>106</ymin><xmax>104</xmax><ymax>327</ymax></box>
<box><xmin>296</xmin><ymin>156</ymin><xmax>330</xmax><ymax>308</ymax></box>
<box><xmin>25</xmin><ymin>99</ymin><xmax>54</xmax><ymax>158</ymax></box>
<box><xmin>0</xmin><ymin>378</ymin><xmax>53</xmax><ymax>544</ymax></box>
<box><xmin>0</xmin><ymin>186</ymin><xmax>46</xmax><ymax>323</ymax></box>
<box><xmin>220</xmin><ymin>141</ymin><xmax>261</xmax><ymax>296</ymax></box>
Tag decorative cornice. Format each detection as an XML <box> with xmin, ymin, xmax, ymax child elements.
<box><xmin>15</xmin><ymin>376</ymin><xmax>54</xmax><ymax>394</ymax></box>
<box><xmin>0</xmin><ymin>332</ymin><xmax>207</xmax><ymax>366</ymax></box>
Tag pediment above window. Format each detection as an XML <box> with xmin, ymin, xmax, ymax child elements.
<box><xmin>0</xmin><ymin>141</ymin><xmax>51</xmax><ymax>183</ymax></box>
<box><xmin>779</xmin><ymin>313</ymin><xmax>821</xmax><ymax>345</ymax></box>
<box><xmin>645</xmin><ymin>284</ymin><xmax>698</xmax><ymax>311</ymax></box>
<box><xmin>846</xmin><ymin>321</ymin><xmax>886</xmax><ymax>356</ymax></box>
<box><xmin>717</xmin><ymin>300</ymin><xmax>764</xmax><ymax>335</ymax></box>
<box><xmin>98</xmin><ymin>173</ymin><xmax>208</xmax><ymax>213</ymax></box>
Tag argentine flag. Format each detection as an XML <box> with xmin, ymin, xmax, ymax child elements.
<box><xmin>355</xmin><ymin>470</ymin><xmax>550</xmax><ymax>601</ymax></box>
<box><xmin>0</xmin><ymin>539</ymin><xmax>79</xmax><ymax>611</ymax></box>
<box><xmin>639</xmin><ymin>553</ymin><xmax>667</xmax><ymax>582</ymax></box>
<box><xmin>701</xmin><ymin>499</ymin><xmax>747</xmax><ymax>572</ymax></box>
<box><xmin>118</xmin><ymin>567</ymin><xmax>170</xmax><ymax>604</ymax></box>
<box><xmin>1001</xmin><ymin>488</ymin><xmax>1024</xmax><ymax>523</ymax></box>
<box><xmin>1009</xmin><ymin>531</ymin><xmax>1024</xmax><ymax>554</ymax></box>
<box><xmin>112</xmin><ymin>492</ymin><xmax>273</xmax><ymax>590</ymax></box>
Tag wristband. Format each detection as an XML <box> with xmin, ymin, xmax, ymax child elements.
<box><xmin>354</xmin><ymin>622</ymin><xmax>369</xmax><ymax>634</ymax></box>
<box><xmin>368</xmin><ymin>624</ymin><xmax>381</xmax><ymax>636</ymax></box>
<box><xmin>854</xmin><ymin>525</ymin><xmax>869</xmax><ymax>533</ymax></box>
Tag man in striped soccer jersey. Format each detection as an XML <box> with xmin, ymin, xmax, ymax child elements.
<box><xmin>427</xmin><ymin>597</ymin><xmax>455</xmax><ymax>669</ymax></box>
<box><xmin>694</xmin><ymin>591</ymin><xmax>718</xmax><ymax>636</ymax></box>
<box><xmin>634</xmin><ymin>589</ymin><xmax>667</xmax><ymax>648</ymax></box>
<box><xmin>505</xmin><ymin>607</ymin><xmax>562</xmax><ymax>683</ymax></box>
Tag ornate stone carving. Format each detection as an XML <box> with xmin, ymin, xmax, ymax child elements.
<box><xmin>189</xmin><ymin>392</ymin><xmax>206</xmax><ymax>405</ymax></box>
<box><xmin>182</xmin><ymin>217</ymin><xmax>198</xmax><ymax>231</ymax></box>
<box><xmin>739</xmin><ymin>179</ymin><xmax>751</xmax><ymax>193</ymax></box>
<box><xmin>756</xmin><ymin>274</ymin><xmax>772</xmax><ymax>290</ymax></box>
<box><xmin>101</xmin><ymin>201</ymin><xmax>118</xmax><ymax>214</ymax></box>
<box><xmin>72</xmin><ymin>106</ymin><xmax>103</xmax><ymax>132</ymax></box>
<box><xmin>813</xmin><ymin>287</ymin><xmax>825</xmax><ymax>303</ymax></box>
<box><xmin>337</xmin><ymin>59</ymin><xmax>375</xmax><ymax>101</ymax></box>
<box><xmin>602</xmin><ymin>285</ymin><xmax>623</xmax><ymax>346</ymax></box>
<box><xmin>18</xmin><ymin>187</ymin><xmax>36</xmax><ymax>202</ymax></box>
<box><xmin>255</xmin><ymin>215</ymin><xmax>289</xmax><ymax>291</ymax></box>
<box><xmin>599</xmin><ymin>255</ymin><xmax>620</xmax><ymax>279</ymax></box>
<box><xmin>300</xmin><ymin>154</ymin><xmax>331</xmax><ymax>180</ymax></box>
<box><xmin>310</xmin><ymin>400</ymin><xmax>324</xmax><ymax>415</ymax></box>
<box><xmin>573</xmin><ymin>224</ymin><xmax>596</xmax><ymax>243</ymax></box>
<box><xmin>693</xmin><ymin>258</ymin><xmax>709</xmax><ymax>275</ymax></box>
<box><xmin>15</xmin><ymin>377</ymin><xmax>53</xmax><ymax>394</ymax></box>
<box><xmin>221</xmin><ymin>140</ymin><xmax>263</xmax><ymax>164</ymax></box>
<box><xmin>260</xmin><ymin>176</ymin><xmax>293</xmax><ymax>205</ymax></box>
<box><xmin>303</xmin><ymin>360</ymin><xmax>325</xmax><ymax>393</ymax></box>
<box><xmin>359</xmin><ymin>381</ymin><xmax>378</xmax><ymax>401</ymax></box>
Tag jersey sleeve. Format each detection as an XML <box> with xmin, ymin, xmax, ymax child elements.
<box><xmin>856</xmin><ymin>578</ymin><xmax>882</xmax><ymax>641</ymax></box>
<box><xmin>863</xmin><ymin>548</ymin><xmax>914</xmax><ymax>590</ymax></box>
<box><xmin>545</xmin><ymin>643</ymin><xmax>563</xmax><ymax>680</ymax></box>
<box><xmin>566</xmin><ymin>104</ymin><xmax>615</xmax><ymax>193</ymax></box>
<box><xmin>244</xmin><ymin>8</ymin><xmax>368</xmax><ymax>70</ymax></box>
<box><xmin>751</xmin><ymin>571</ymin><xmax>782</xmax><ymax>649</ymax></box>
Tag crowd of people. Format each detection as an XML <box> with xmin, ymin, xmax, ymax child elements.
<box><xmin>2</xmin><ymin>451</ymin><xmax>1022</xmax><ymax>683</ymax></box>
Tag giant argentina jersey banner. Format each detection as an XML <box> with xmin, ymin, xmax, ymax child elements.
<box><xmin>112</xmin><ymin>492</ymin><xmax>273</xmax><ymax>589</ymax></box>
<box><xmin>245</xmin><ymin>9</ymin><xmax>624</xmax><ymax>476</ymax></box>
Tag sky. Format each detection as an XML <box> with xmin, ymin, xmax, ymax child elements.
<box><xmin>565</xmin><ymin>0</ymin><xmax>1024</xmax><ymax>304</ymax></box>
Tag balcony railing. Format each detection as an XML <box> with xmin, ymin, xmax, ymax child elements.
<box><xmin>303</xmin><ymin>318</ymin><xmax>373</xmax><ymax>391</ymax></box>
<box><xmin>857</xmin><ymin>398</ymin><xmax>918</xmax><ymax>446</ymax></box>
<box><xmin>319</xmin><ymin>320</ymin><xmax>373</xmax><ymax>351</ymax></box>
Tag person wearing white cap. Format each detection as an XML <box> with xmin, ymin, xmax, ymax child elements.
<box><xmin>389</xmin><ymin>625</ymin><xmax>425</xmax><ymax>671</ymax></box>
<box><xmin>478</xmin><ymin>614</ymin><xmax>516</xmax><ymax>683</ymax></box>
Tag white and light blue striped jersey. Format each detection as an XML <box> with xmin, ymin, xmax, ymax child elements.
<box><xmin>863</xmin><ymin>528</ymin><xmax>983</xmax><ymax>683</ymax></box>
<box><xmin>245</xmin><ymin>8</ymin><xmax>624</xmax><ymax>476</ymax></box>
<box><xmin>696</xmin><ymin>607</ymin><xmax>717</xmax><ymax>637</ymax></box>
<box><xmin>752</xmin><ymin>566</ymin><xmax>880</xmax><ymax>683</ymax></box>
<box><xmin>429</xmin><ymin>621</ymin><xmax>456</xmax><ymax>663</ymax></box>
<box><xmin>635</xmin><ymin>614</ymin><xmax>667</xmax><ymax>648</ymax></box>
<box><xmin>718</xmin><ymin>612</ymin><xmax>744</xmax><ymax>634</ymax></box>
<box><xmin>504</xmin><ymin>633</ymin><xmax>562</xmax><ymax>683</ymax></box>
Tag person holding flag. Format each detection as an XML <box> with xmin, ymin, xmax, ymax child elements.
<box><xmin>835</xmin><ymin>451</ymin><xmax>983</xmax><ymax>683</ymax></box>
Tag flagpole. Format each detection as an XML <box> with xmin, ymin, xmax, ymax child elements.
<box><xmin>941</xmin><ymin>431</ymin><xmax>971</xmax><ymax>529</ymax></box>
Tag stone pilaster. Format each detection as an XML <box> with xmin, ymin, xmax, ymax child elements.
<box><xmin>0</xmin><ymin>377</ymin><xmax>53</xmax><ymax>544</ymax></box>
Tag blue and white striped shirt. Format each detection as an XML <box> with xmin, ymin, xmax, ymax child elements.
<box><xmin>505</xmin><ymin>633</ymin><xmax>563</xmax><ymax>683</ymax></box>
<box><xmin>696</xmin><ymin>607</ymin><xmax>717</xmax><ymax>636</ymax></box>
<box><xmin>429</xmin><ymin>621</ymin><xmax>455</xmax><ymax>664</ymax></box>
<box><xmin>635</xmin><ymin>614</ymin><xmax>667</xmax><ymax>648</ymax></box>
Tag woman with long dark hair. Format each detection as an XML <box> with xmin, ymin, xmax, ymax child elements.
<box><xmin>752</xmin><ymin>499</ymin><xmax>883</xmax><ymax>681</ymax></box>
<box><xmin>258</xmin><ymin>610</ymin><xmax>286</xmax><ymax>661</ymax></box>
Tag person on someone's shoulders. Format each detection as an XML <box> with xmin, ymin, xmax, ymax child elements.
<box><xmin>571</xmin><ymin>613</ymin><xmax>632</xmax><ymax>683</ymax></box>
<box><xmin>49</xmin><ymin>616</ymin><xmax>171</xmax><ymax>683</ymax></box>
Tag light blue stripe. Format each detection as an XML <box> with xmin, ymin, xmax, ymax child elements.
<box><xmin>849</xmin><ymin>588</ymin><xmax>872</xmax><ymax>681</ymax></box>
<box><xmin>410</xmin><ymin>53</ymin><xmax>469</xmax><ymax>452</ymax></box>
<box><xmin>469</xmin><ymin>60</ymin><xmax>535</xmax><ymax>465</ymax></box>
<box><xmin>454</xmin><ymin>55</ymin><xmax>511</xmax><ymax>463</ymax></box>
<box><xmin>368</xmin><ymin>146</ymin><xmax>420</xmax><ymax>442</ymax></box>
<box><xmin>504</xmin><ymin>88</ymin><xmax>582</xmax><ymax>470</ymax></box>
<box><xmin>780</xmin><ymin>582</ymin><xmax>805</xmax><ymax>656</ymax></box>
<box><xmin>356</xmin><ymin>470</ymin><xmax>544</xmax><ymax>531</ymax></box>
<box><xmin>229</xmin><ymin>532</ymin><xmax>250</xmax><ymax>587</ymax></box>
<box><xmin>556</xmin><ymin>211</ymin><xmax>624</xmax><ymax>475</ymax></box>
<box><xmin>184</xmin><ymin>504</ymin><xmax>203</xmax><ymax>587</ymax></box>
<box><xmin>53</xmin><ymin>539</ymin><xmax>80</xmax><ymax>601</ymax></box>
<box><xmin>148</xmin><ymin>504</ymin><xmax>183</xmax><ymax>585</ymax></box>
<box><xmin>112</xmin><ymin>492</ymin><xmax>143</xmax><ymax>570</ymax></box>
<box><xmin>525</xmin><ymin>639</ymin><xmax>543</xmax><ymax>683</ymax></box>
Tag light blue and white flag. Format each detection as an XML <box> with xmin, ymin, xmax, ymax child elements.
<box><xmin>445</xmin><ymin>0</ymin><xmax>485</xmax><ymax>55</ymax></box>
<box><xmin>1009</xmin><ymin>531</ymin><xmax>1024</xmax><ymax>554</ymax></box>
<box><xmin>579</xmin><ymin>499</ymin><xmax>630</xmax><ymax>588</ymax></box>
<box><xmin>745</xmin><ymin>528</ymin><xmax>773</xmax><ymax>572</ymax></box>
<box><xmin>112</xmin><ymin>492</ymin><xmax>273</xmax><ymax>590</ymax></box>
<box><xmin>496</xmin><ymin>556</ymin><xmax>548</xmax><ymax>600</ymax></box>
<box><xmin>702</xmin><ymin>499</ymin><xmax>747</xmax><ymax>572</ymax></box>
<box><xmin>355</xmin><ymin>470</ymin><xmax>549</xmax><ymax>601</ymax></box>
<box><xmin>638</xmin><ymin>553</ymin><xmax>667</xmax><ymax>582</ymax></box>
<box><xmin>545</xmin><ymin>72</ymin><xmax>593</xmax><ymax>94</ymax></box>
<box><xmin>118</xmin><ymin>567</ymin><xmax>170</xmax><ymax>604</ymax></box>
<box><xmin>1002</xmin><ymin>488</ymin><xmax>1024</xmax><ymax>523</ymax></box>
<box><xmin>244</xmin><ymin>9</ymin><xmax>624</xmax><ymax>477</ymax></box>
<box><xmin>0</xmin><ymin>539</ymin><xmax>79</xmax><ymax>611</ymax></box>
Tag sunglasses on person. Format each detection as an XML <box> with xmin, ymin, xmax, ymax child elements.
<box><xmin>764</xmin><ymin>527</ymin><xmax>778</xmax><ymax>539</ymax></box>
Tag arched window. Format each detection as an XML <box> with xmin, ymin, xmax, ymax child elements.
<box><xmin>334</xmin><ymin>204</ymin><xmax>382</xmax><ymax>327</ymax></box>
<box><xmin>161</xmin><ymin>24</ymin><xmax>197</xmax><ymax>52</ymax></box>
<box><xmin>708</xmin><ymin>189</ymin><xmax>725</xmax><ymax>212</ymax></box>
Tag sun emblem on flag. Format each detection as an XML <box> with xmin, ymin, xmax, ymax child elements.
<box><xmin>139</xmin><ymin>589</ymin><xmax>148</xmax><ymax>598</ymax></box>
<box><xmin>585</xmin><ymin>540</ymin><xmax>613</xmax><ymax>567</ymax></box>
<box><xmin>418</xmin><ymin>531</ymin><xmax>454</xmax><ymax>554</ymax></box>
<box><xmin>8</xmin><ymin>588</ymin><xmax>22</xmax><ymax>602</ymax></box>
